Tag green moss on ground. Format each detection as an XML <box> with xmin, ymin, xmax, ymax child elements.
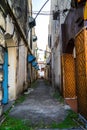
<box><xmin>50</xmin><ymin>110</ymin><xmax>78</xmax><ymax>129</ymax></box>
<box><xmin>53</xmin><ymin>91</ymin><xmax>64</xmax><ymax>103</ymax></box>
<box><xmin>0</xmin><ymin>116</ymin><xmax>33</xmax><ymax>130</ymax></box>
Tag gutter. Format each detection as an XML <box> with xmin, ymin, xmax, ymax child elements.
<box><xmin>1</xmin><ymin>0</ymin><xmax>32</xmax><ymax>54</ymax></box>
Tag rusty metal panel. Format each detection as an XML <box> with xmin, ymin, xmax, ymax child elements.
<box><xmin>62</xmin><ymin>54</ymin><xmax>76</xmax><ymax>98</ymax></box>
<box><xmin>75</xmin><ymin>28</ymin><xmax>87</xmax><ymax>119</ymax></box>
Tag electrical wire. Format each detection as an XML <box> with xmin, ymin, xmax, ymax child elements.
<box><xmin>6</xmin><ymin>0</ymin><xmax>70</xmax><ymax>48</ymax></box>
<box><xmin>32</xmin><ymin>12</ymin><xmax>52</xmax><ymax>15</ymax></box>
<box><xmin>34</xmin><ymin>0</ymin><xmax>50</xmax><ymax>19</ymax></box>
<box><xmin>33</xmin><ymin>11</ymin><xmax>51</xmax><ymax>12</ymax></box>
<box><xmin>28</xmin><ymin>8</ymin><xmax>69</xmax><ymax>16</ymax></box>
<box><xmin>37</xmin><ymin>48</ymin><xmax>51</xmax><ymax>53</ymax></box>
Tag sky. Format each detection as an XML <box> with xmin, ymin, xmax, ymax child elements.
<box><xmin>32</xmin><ymin>0</ymin><xmax>50</xmax><ymax>61</ymax></box>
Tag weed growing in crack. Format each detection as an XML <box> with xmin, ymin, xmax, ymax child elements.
<box><xmin>53</xmin><ymin>91</ymin><xmax>64</xmax><ymax>103</ymax></box>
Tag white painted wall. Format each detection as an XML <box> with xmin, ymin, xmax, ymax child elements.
<box><xmin>0</xmin><ymin>0</ymin><xmax>32</xmax><ymax>101</ymax></box>
<box><xmin>0</xmin><ymin>13</ymin><xmax>5</xmax><ymax>30</ymax></box>
<box><xmin>49</xmin><ymin>0</ymin><xmax>71</xmax><ymax>89</ymax></box>
<box><xmin>54</xmin><ymin>42</ymin><xmax>61</xmax><ymax>90</ymax></box>
<box><xmin>5</xmin><ymin>18</ymin><xmax>28</xmax><ymax>100</ymax></box>
<box><xmin>6</xmin><ymin>15</ymin><xmax>14</xmax><ymax>36</ymax></box>
<box><xmin>16</xmin><ymin>39</ymin><xmax>27</xmax><ymax>97</ymax></box>
<box><xmin>6</xmin><ymin>39</ymin><xmax>17</xmax><ymax>100</ymax></box>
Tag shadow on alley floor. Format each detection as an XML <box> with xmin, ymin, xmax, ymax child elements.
<box><xmin>9</xmin><ymin>79</ymin><xmax>82</xmax><ymax>130</ymax></box>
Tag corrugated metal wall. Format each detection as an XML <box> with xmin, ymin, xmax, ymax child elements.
<box><xmin>61</xmin><ymin>54</ymin><xmax>76</xmax><ymax>98</ymax></box>
<box><xmin>75</xmin><ymin>28</ymin><xmax>87</xmax><ymax>119</ymax></box>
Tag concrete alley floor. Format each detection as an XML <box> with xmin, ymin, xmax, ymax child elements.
<box><xmin>9</xmin><ymin>79</ymin><xmax>83</xmax><ymax>129</ymax></box>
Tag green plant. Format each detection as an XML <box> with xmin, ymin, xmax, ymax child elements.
<box><xmin>0</xmin><ymin>116</ymin><xmax>33</xmax><ymax>130</ymax></box>
<box><xmin>14</xmin><ymin>94</ymin><xmax>27</xmax><ymax>105</ymax></box>
<box><xmin>50</xmin><ymin>110</ymin><xmax>78</xmax><ymax>129</ymax></box>
<box><xmin>53</xmin><ymin>91</ymin><xmax>64</xmax><ymax>103</ymax></box>
<box><xmin>44</xmin><ymin>80</ymin><xmax>50</xmax><ymax>86</ymax></box>
<box><xmin>31</xmin><ymin>80</ymin><xmax>38</xmax><ymax>88</ymax></box>
<box><xmin>0</xmin><ymin>116</ymin><xmax>49</xmax><ymax>130</ymax></box>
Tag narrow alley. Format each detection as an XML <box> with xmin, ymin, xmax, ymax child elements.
<box><xmin>9</xmin><ymin>79</ymin><xmax>65</xmax><ymax>125</ymax></box>
<box><xmin>0</xmin><ymin>0</ymin><xmax>87</xmax><ymax>130</ymax></box>
<box><xmin>8</xmin><ymin>79</ymin><xmax>82</xmax><ymax>130</ymax></box>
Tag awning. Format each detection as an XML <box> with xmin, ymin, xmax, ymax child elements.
<box><xmin>28</xmin><ymin>54</ymin><xmax>36</xmax><ymax>63</ymax></box>
<box><xmin>34</xmin><ymin>65</ymin><xmax>40</xmax><ymax>70</ymax></box>
<box><xmin>32</xmin><ymin>61</ymin><xmax>38</xmax><ymax>67</ymax></box>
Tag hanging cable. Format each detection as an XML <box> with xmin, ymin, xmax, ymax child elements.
<box><xmin>28</xmin><ymin>8</ymin><xmax>70</xmax><ymax>16</ymax></box>
<box><xmin>34</xmin><ymin>0</ymin><xmax>50</xmax><ymax>19</ymax></box>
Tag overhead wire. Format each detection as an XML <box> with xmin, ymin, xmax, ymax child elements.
<box><xmin>34</xmin><ymin>0</ymin><xmax>50</xmax><ymax>19</ymax></box>
<box><xmin>29</xmin><ymin>9</ymin><xmax>69</xmax><ymax>16</ymax></box>
<box><xmin>6</xmin><ymin>0</ymin><xmax>71</xmax><ymax>48</ymax></box>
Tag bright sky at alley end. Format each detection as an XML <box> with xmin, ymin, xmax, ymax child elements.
<box><xmin>32</xmin><ymin>0</ymin><xmax>50</xmax><ymax>61</ymax></box>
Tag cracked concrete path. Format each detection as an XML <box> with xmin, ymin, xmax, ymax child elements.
<box><xmin>9</xmin><ymin>79</ymin><xmax>66</xmax><ymax>125</ymax></box>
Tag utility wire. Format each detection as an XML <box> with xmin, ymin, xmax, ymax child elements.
<box><xmin>29</xmin><ymin>8</ymin><xmax>69</xmax><ymax>16</ymax></box>
<box><xmin>37</xmin><ymin>48</ymin><xmax>51</xmax><ymax>53</ymax></box>
<box><xmin>33</xmin><ymin>11</ymin><xmax>50</xmax><ymax>12</ymax></box>
<box><xmin>34</xmin><ymin>0</ymin><xmax>50</xmax><ymax>19</ymax></box>
<box><xmin>33</xmin><ymin>13</ymin><xmax>52</xmax><ymax>15</ymax></box>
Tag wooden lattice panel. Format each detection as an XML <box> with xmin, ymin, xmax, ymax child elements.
<box><xmin>76</xmin><ymin>53</ymin><xmax>86</xmax><ymax>76</ymax></box>
<box><xmin>62</xmin><ymin>54</ymin><xmax>76</xmax><ymax>98</ymax></box>
<box><xmin>75</xmin><ymin>28</ymin><xmax>87</xmax><ymax>119</ymax></box>
<box><xmin>75</xmin><ymin>30</ymin><xmax>84</xmax><ymax>55</ymax></box>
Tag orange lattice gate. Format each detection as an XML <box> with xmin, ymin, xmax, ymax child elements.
<box><xmin>75</xmin><ymin>28</ymin><xmax>87</xmax><ymax>119</ymax></box>
<box><xmin>61</xmin><ymin>54</ymin><xmax>76</xmax><ymax>98</ymax></box>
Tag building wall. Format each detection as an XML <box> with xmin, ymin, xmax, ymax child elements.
<box><xmin>54</xmin><ymin>44</ymin><xmax>61</xmax><ymax>90</ymax></box>
<box><xmin>75</xmin><ymin>27</ymin><xmax>87</xmax><ymax>119</ymax></box>
<box><xmin>49</xmin><ymin>0</ymin><xmax>71</xmax><ymax>90</ymax></box>
<box><xmin>5</xmin><ymin>13</ymin><xmax>28</xmax><ymax>100</ymax></box>
<box><xmin>0</xmin><ymin>13</ymin><xmax>5</xmax><ymax>30</ymax></box>
<box><xmin>0</xmin><ymin>0</ymin><xmax>33</xmax><ymax>101</ymax></box>
<box><xmin>7</xmin><ymin>39</ymin><xmax>17</xmax><ymax>100</ymax></box>
<box><xmin>32</xmin><ymin>28</ymin><xmax>37</xmax><ymax>56</ymax></box>
<box><xmin>16</xmin><ymin>39</ymin><xmax>27</xmax><ymax>97</ymax></box>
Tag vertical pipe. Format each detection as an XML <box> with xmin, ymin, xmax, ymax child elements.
<box><xmin>2</xmin><ymin>51</ymin><xmax>8</xmax><ymax>104</ymax></box>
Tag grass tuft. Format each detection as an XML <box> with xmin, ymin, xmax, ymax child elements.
<box><xmin>53</xmin><ymin>91</ymin><xmax>64</xmax><ymax>103</ymax></box>
<box><xmin>14</xmin><ymin>94</ymin><xmax>28</xmax><ymax>105</ymax></box>
<box><xmin>50</xmin><ymin>110</ymin><xmax>78</xmax><ymax>129</ymax></box>
<box><xmin>44</xmin><ymin>80</ymin><xmax>50</xmax><ymax>86</ymax></box>
<box><xmin>0</xmin><ymin>116</ymin><xmax>32</xmax><ymax>130</ymax></box>
<box><xmin>31</xmin><ymin>80</ymin><xmax>38</xmax><ymax>88</ymax></box>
